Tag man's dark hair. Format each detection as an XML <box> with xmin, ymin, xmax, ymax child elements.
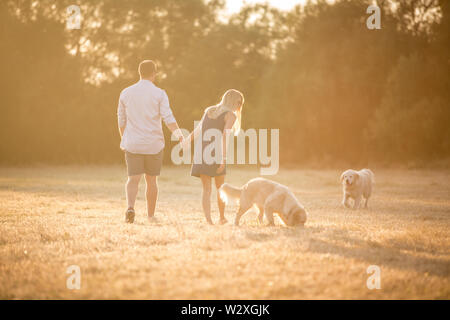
<box><xmin>138</xmin><ymin>60</ymin><xmax>157</xmax><ymax>79</ymax></box>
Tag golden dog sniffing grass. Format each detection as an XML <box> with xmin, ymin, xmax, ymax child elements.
<box><xmin>340</xmin><ymin>169</ymin><xmax>374</xmax><ymax>209</ymax></box>
<box><xmin>219</xmin><ymin>177</ymin><xmax>308</xmax><ymax>226</ymax></box>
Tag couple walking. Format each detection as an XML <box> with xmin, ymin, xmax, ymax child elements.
<box><xmin>117</xmin><ymin>60</ymin><xmax>244</xmax><ymax>225</ymax></box>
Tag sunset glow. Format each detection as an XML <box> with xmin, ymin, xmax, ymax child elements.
<box><xmin>1</xmin><ymin>0</ymin><xmax>448</xmax><ymax>302</ymax></box>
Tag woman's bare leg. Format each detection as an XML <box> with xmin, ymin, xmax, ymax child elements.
<box><xmin>200</xmin><ymin>175</ymin><xmax>213</xmax><ymax>224</ymax></box>
<box><xmin>214</xmin><ymin>175</ymin><xmax>226</xmax><ymax>224</ymax></box>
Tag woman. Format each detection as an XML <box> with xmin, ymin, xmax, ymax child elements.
<box><xmin>183</xmin><ymin>89</ymin><xmax>244</xmax><ymax>224</ymax></box>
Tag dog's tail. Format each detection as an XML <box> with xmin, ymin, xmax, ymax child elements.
<box><xmin>219</xmin><ymin>183</ymin><xmax>242</xmax><ymax>205</ymax></box>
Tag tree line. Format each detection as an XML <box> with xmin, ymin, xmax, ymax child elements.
<box><xmin>0</xmin><ymin>0</ymin><xmax>448</xmax><ymax>167</ymax></box>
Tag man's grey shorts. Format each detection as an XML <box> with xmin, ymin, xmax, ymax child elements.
<box><xmin>125</xmin><ymin>150</ymin><xmax>164</xmax><ymax>176</ymax></box>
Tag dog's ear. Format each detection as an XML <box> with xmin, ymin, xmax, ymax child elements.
<box><xmin>288</xmin><ymin>208</ymin><xmax>307</xmax><ymax>226</ymax></box>
<box><xmin>340</xmin><ymin>172</ymin><xmax>345</xmax><ymax>183</ymax></box>
<box><xmin>287</xmin><ymin>211</ymin><xmax>296</xmax><ymax>226</ymax></box>
<box><xmin>354</xmin><ymin>172</ymin><xmax>360</xmax><ymax>181</ymax></box>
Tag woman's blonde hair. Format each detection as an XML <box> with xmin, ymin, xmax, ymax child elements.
<box><xmin>207</xmin><ymin>89</ymin><xmax>244</xmax><ymax>136</ymax></box>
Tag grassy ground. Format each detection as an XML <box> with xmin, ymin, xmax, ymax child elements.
<box><xmin>0</xmin><ymin>165</ymin><xmax>449</xmax><ymax>299</ymax></box>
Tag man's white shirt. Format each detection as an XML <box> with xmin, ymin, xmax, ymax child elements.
<box><xmin>118</xmin><ymin>80</ymin><xmax>176</xmax><ymax>154</ymax></box>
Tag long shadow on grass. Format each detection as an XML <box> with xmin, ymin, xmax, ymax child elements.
<box><xmin>271</xmin><ymin>224</ymin><xmax>450</xmax><ymax>277</ymax></box>
<box><xmin>307</xmin><ymin>237</ymin><xmax>450</xmax><ymax>277</ymax></box>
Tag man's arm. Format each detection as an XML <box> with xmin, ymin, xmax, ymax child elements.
<box><xmin>160</xmin><ymin>90</ymin><xmax>183</xmax><ymax>142</ymax></box>
<box><xmin>119</xmin><ymin>125</ymin><xmax>125</xmax><ymax>137</ymax></box>
<box><xmin>117</xmin><ymin>98</ymin><xmax>127</xmax><ymax>137</ymax></box>
<box><xmin>166</xmin><ymin>121</ymin><xmax>183</xmax><ymax>143</ymax></box>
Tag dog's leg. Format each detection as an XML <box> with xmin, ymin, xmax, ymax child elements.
<box><xmin>264</xmin><ymin>209</ymin><xmax>275</xmax><ymax>226</ymax></box>
<box><xmin>234</xmin><ymin>205</ymin><xmax>250</xmax><ymax>226</ymax></box>
<box><xmin>263</xmin><ymin>191</ymin><xmax>284</xmax><ymax>227</ymax></box>
<box><xmin>234</xmin><ymin>196</ymin><xmax>252</xmax><ymax>226</ymax></box>
<box><xmin>353</xmin><ymin>195</ymin><xmax>362</xmax><ymax>210</ymax></box>
<box><xmin>364</xmin><ymin>187</ymin><xmax>372</xmax><ymax>209</ymax></box>
<box><xmin>342</xmin><ymin>193</ymin><xmax>350</xmax><ymax>208</ymax></box>
<box><xmin>257</xmin><ymin>205</ymin><xmax>264</xmax><ymax>224</ymax></box>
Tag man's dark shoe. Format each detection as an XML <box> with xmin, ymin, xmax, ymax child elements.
<box><xmin>125</xmin><ymin>208</ymin><xmax>135</xmax><ymax>223</ymax></box>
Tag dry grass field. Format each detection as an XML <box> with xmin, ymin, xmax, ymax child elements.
<box><xmin>0</xmin><ymin>165</ymin><xmax>449</xmax><ymax>299</ymax></box>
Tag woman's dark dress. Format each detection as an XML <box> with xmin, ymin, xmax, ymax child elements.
<box><xmin>191</xmin><ymin>110</ymin><xmax>229</xmax><ymax>177</ymax></box>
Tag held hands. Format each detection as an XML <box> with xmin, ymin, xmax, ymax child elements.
<box><xmin>180</xmin><ymin>135</ymin><xmax>191</xmax><ymax>151</ymax></box>
<box><xmin>173</xmin><ymin>129</ymin><xmax>187</xmax><ymax>149</ymax></box>
<box><xmin>174</xmin><ymin>126</ymin><xmax>225</xmax><ymax>173</ymax></box>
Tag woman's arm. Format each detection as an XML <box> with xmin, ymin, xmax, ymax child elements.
<box><xmin>184</xmin><ymin>119</ymin><xmax>203</xmax><ymax>148</ymax></box>
<box><xmin>182</xmin><ymin>112</ymin><xmax>206</xmax><ymax>150</ymax></box>
<box><xmin>217</xmin><ymin>112</ymin><xmax>237</xmax><ymax>173</ymax></box>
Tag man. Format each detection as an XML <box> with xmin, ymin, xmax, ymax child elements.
<box><xmin>117</xmin><ymin>60</ymin><xmax>183</xmax><ymax>223</ymax></box>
